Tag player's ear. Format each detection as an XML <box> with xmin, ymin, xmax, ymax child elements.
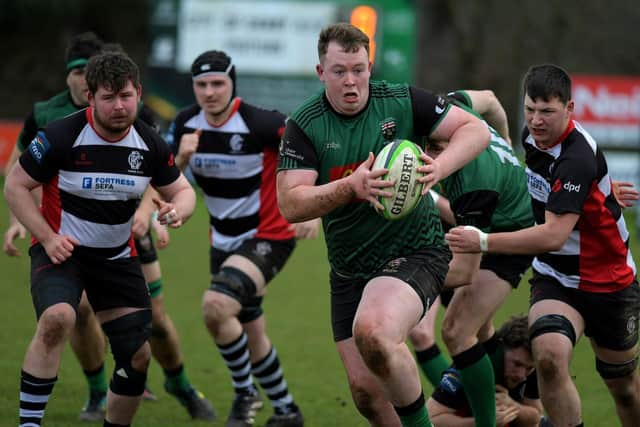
<box><xmin>316</xmin><ymin>64</ymin><xmax>325</xmax><ymax>82</ymax></box>
<box><xmin>566</xmin><ymin>99</ymin><xmax>574</xmax><ymax>115</ymax></box>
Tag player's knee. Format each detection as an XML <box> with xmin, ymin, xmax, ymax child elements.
<box><xmin>529</xmin><ymin>314</ymin><xmax>577</xmax><ymax>347</ymax></box>
<box><xmin>102</xmin><ymin>310</ymin><xmax>152</xmax><ymax>396</ymax></box>
<box><xmin>353</xmin><ymin>322</ymin><xmax>391</xmax><ymax>377</ymax></box>
<box><xmin>204</xmin><ymin>267</ymin><xmax>257</xmax><ymax>323</ymax></box>
<box><xmin>597</xmin><ymin>356</ymin><xmax>639</xmax><ymax>384</ymax></box>
<box><xmin>39</xmin><ymin>304</ymin><xmax>76</xmax><ymax>348</ymax></box>
<box><xmin>237</xmin><ymin>296</ymin><xmax>264</xmax><ymax>324</ymax></box>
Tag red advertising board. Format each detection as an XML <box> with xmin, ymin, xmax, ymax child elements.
<box><xmin>0</xmin><ymin>121</ymin><xmax>20</xmax><ymax>174</ymax></box>
<box><xmin>571</xmin><ymin>75</ymin><xmax>640</xmax><ymax>148</ymax></box>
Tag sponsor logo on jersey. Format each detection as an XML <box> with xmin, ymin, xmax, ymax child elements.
<box><xmin>28</xmin><ymin>133</ymin><xmax>51</xmax><ymax>164</ymax></box>
<box><xmin>167</xmin><ymin>153</ymin><xmax>175</xmax><ymax>167</ymax></box>
<box><xmin>194</xmin><ymin>156</ymin><xmax>236</xmax><ymax>170</ymax></box>
<box><xmin>229</xmin><ymin>134</ymin><xmax>245</xmax><ymax>153</ymax></box>
<box><xmin>75</xmin><ymin>151</ymin><xmax>93</xmax><ymax>166</ymax></box>
<box><xmin>441</xmin><ymin>369</ymin><xmax>462</xmax><ymax>393</ymax></box>
<box><xmin>279</xmin><ymin>139</ymin><xmax>305</xmax><ymax>162</ymax></box>
<box><xmin>379</xmin><ymin>118</ymin><xmax>397</xmax><ymax>141</ymax></box>
<box><xmin>324</xmin><ymin>142</ymin><xmax>341</xmax><ymax>151</ymax></box>
<box><xmin>563</xmin><ymin>181</ymin><xmax>581</xmax><ymax>193</ymax></box>
<box><xmin>83</xmin><ymin>176</ymin><xmax>136</xmax><ymax>191</ymax></box>
<box><xmin>527</xmin><ymin>173</ymin><xmax>550</xmax><ymax>194</ymax></box>
<box><xmin>128</xmin><ymin>150</ymin><xmax>144</xmax><ymax>171</ymax></box>
<box><xmin>552</xmin><ymin>179</ymin><xmax>562</xmax><ymax>192</ymax></box>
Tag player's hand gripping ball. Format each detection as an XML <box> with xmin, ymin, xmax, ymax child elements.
<box><xmin>372</xmin><ymin>139</ymin><xmax>424</xmax><ymax>220</ymax></box>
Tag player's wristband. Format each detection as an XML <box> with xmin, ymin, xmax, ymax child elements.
<box><xmin>463</xmin><ymin>225</ymin><xmax>489</xmax><ymax>252</ymax></box>
<box><xmin>428</xmin><ymin>189</ymin><xmax>440</xmax><ymax>204</ymax></box>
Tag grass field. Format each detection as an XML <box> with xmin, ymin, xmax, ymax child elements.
<box><xmin>0</xmin><ymin>180</ymin><xmax>633</xmax><ymax>426</ymax></box>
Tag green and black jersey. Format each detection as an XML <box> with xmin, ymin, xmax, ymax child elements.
<box><xmin>278</xmin><ymin>80</ymin><xmax>451</xmax><ymax>279</ymax></box>
<box><xmin>16</xmin><ymin>90</ymin><xmax>82</xmax><ymax>152</ymax></box>
<box><xmin>440</xmin><ymin>91</ymin><xmax>534</xmax><ymax>232</ymax></box>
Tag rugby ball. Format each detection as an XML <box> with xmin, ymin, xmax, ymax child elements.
<box><xmin>372</xmin><ymin>139</ymin><xmax>424</xmax><ymax>220</ymax></box>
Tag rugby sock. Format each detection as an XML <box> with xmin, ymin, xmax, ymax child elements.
<box><xmin>19</xmin><ymin>370</ymin><xmax>57</xmax><ymax>427</ymax></box>
<box><xmin>163</xmin><ymin>364</ymin><xmax>192</xmax><ymax>393</ymax></box>
<box><xmin>482</xmin><ymin>333</ymin><xmax>504</xmax><ymax>385</ymax></box>
<box><xmin>452</xmin><ymin>343</ymin><xmax>496</xmax><ymax>427</ymax></box>
<box><xmin>217</xmin><ymin>332</ymin><xmax>258</xmax><ymax>395</ymax></box>
<box><xmin>394</xmin><ymin>392</ymin><xmax>432</xmax><ymax>427</ymax></box>
<box><xmin>84</xmin><ymin>364</ymin><xmax>108</xmax><ymax>394</ymax></box>
<box><xmin>415</xmin><ymin>344</ymin><xmax>449</xmax><ymax>387</ymax></box>
<box><xmin>251</xmin><ymin>346</ymin><xmax>297</xmax><ymax>414</ymax></box>
<box><xmin>103</xmin><ymin>421</ymin><xmax>130</xmax><ymax>427</ymax></box>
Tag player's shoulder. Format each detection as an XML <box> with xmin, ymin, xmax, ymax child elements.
<box><xmin>289</xmin><ymin>90</ymin><xmax>327</xmax><ymax>129</ymax></box>
<box><xmin>35</xmin><ymin>90</ymin><xmax>71</xmax><ymax>110</ymax></box>
<box><xmin>369</xmin><ymin>80</ymin><xmax>410</xmax><ymax>99</ymax></box>
<box><xmin>174</xmin><ymin>103</ymin><xmax>201</xmax><ymax>127</ymax></box>
<box><xmin>44</xmin><ymin>109</ymin><xmax>87</xmax><ymax>142</ymax></box>
<box><xmin>238</xmin><ymin>100</ymin><xmax>286</xmax><ymax>126</ymax></box>
<box><xmin>133</xmin><ymin>117</ymin><xmax>166</xmax><ymax>148</ymax></box>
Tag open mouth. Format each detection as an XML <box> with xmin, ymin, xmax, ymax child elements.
<box><xmin>344</xmin><ymin>92</ymin><xmax>358</xmax><ymax>103</ymax></box>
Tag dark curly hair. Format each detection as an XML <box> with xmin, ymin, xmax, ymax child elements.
<box><xmin>86</xmin><ymin>52</ymin><xmax>140</xmax><ymax>95</ymax></box>
<box><xmin>497</xmin><ymin>314</ymin><xmax>531</xmax><ymax>354</ymax></box>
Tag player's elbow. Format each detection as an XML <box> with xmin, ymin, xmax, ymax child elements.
<box><xmin>277</xmin><ymin>193</ymin><xmax>300</xmax><ymax>223</ymax></box>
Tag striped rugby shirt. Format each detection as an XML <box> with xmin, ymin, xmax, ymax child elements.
<box><xmin>168</xmin><ymin>98</ymin><xmax>294</xmax><ymax>252</ymax></box>
<box><xmin>19</xmin><ymin>108</ymin><xmax>180</xmax><ymax>259</ymax></box>
<box><xmin>523</xmin><ymin>119</ymin><xmax>636</xmax><ymax>292</ymax></box>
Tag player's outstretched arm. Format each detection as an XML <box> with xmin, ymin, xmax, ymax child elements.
<box><xmin>277</xmin><ymin>153</ymin><xmax>393</xmax><ymax>223</ymax></box>
<box><xmin>445</xmin><ymin>211</ymin><xmax>579</xmax><ymax>255</ymax></box>
<box><xmin>153</xmin><ymin>173</ymin><xmax>196</xmax><ymax>228</ymax></box>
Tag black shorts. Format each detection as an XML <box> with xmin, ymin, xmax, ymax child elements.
<box><xmin>480</xmin><ymin>253</ymin><xmax>533</xmax><ymax>288</ymax></box>
<box><xmin>210</xmin><ymin>238</ymin><xmax>296</xmax><ymax>283</ymax></box>
<box><xmin>330</xmin><ymin>246</ymin><xmax>451</xmax><ymax>342</ymax></box>
<box><xmin>134</xmin><ymin>232</ymin><xmax>157</xmax><ymax>265</ymax></box>
<box><xmin>529</xmin><ymin>271</ymin><xmax>640</xmax><ymax>351</ymax></box>
<box><xmin>29</xmin><ymin>244</ymin><xmax>150</xmax><ymax>319</ymax></box>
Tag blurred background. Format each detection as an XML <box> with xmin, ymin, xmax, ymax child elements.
<box><xmin>1</xmin><ymin>0</ymin><xmax>639</xmax><ymax>179</ymax></box>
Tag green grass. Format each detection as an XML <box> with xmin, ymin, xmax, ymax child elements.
<box><xmin>0</xmin><ymin>181</ymin><xmax>634</xmax><ymax>426</ymax></box>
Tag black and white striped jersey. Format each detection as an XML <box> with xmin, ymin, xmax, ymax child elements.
<box><xmin>522</xmin><ymin>119</ymin><xmax>636</xmax><ymax>292</ymax></box>
<box><xmin>169</xmin><ymin>98</ymin><xmax>294</xmax><ymax>252</ymax></box>
<box><xmin>20</xmin><ymin>108</ymin><xmax>180</xmax><ymax>259</ymax></box>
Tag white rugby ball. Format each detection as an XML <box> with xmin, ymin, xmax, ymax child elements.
<box><xmin>372</xmin><ymin>139</ymin><xmax>424</xmax><ymax>220</ymax></box>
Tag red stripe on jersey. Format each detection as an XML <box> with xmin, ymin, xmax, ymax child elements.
<box><xmin>329</xmin><ymin>162</ymin><xmax>362</xmax><ymax>182</ymax></box>
<box><xmin>578</xmin><ymin>180</ymin><xmax>635</xmax><ymax>292</ymax></box>
<box><xmin>255</xmin><ymin>148</ymin><xmax>295</xmax><ymax>240</ymax></box>
<box><xmin>31</xmin><ymin>176</ymin><xmax>63</xmax><ymax>246</ymax></box>
<box><xmin>128</xmin><ymin>234</ymin><xmax>138</xmax><ymax>257</ymax></box>
<box><xmin>206</xmin><ymin>98</ymin><xmax>242</xmax><ymax>128</ymax></box>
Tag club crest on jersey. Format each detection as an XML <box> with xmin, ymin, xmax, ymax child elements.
<box><xmin>229</xmin><ymin>134</ymin><xmax>245</xmax><ymax>153</ymax></box>
<box><xmin>253</xmin><ymin>241</ymin><xmax>272</xmax><ymax>257</ymax></box>
<box><xmin>380</xmin><ymin>118</ymin><xmax>397</xmax><ymax>142</ymax></box>
<box><xmin>128</xmin><ymin>150</ymin><xmax>144</xmax><ymax>171</ymax></box>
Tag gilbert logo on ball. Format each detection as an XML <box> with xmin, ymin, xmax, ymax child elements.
<box><xmin>372</xmin><ymin>139</ymin><xmax>424</xmax><ymax>220</ymax></box>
